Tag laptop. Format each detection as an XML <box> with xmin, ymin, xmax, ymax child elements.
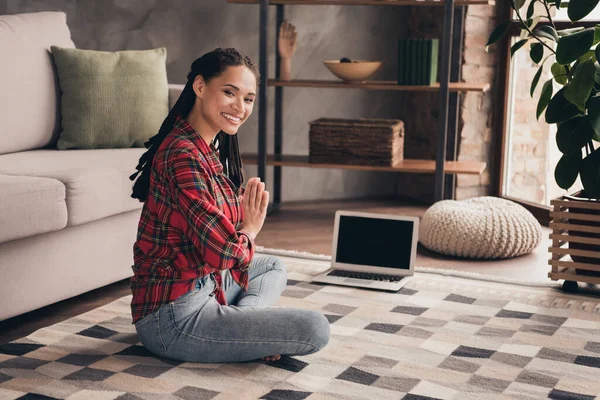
<box><xmin>311</xmin><ymin>210</ymin><xmax>419</xmax><ymax>291</ymax></box>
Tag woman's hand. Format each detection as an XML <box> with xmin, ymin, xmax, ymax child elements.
<box><xmin>240</xmin><ymin>177</ymin><xmax>269</xmax><ymax>240</ymax></box>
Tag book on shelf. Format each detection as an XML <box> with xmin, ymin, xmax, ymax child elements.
<box><xmin>409</xmin><ymin>39</ymin><xmax>418</xmax><ymax>86</ymax></box>
<box><xmin>397</xmin><ymin>38</ymin><xmax>439</xmax><ymax>86</ymax></box>
<box><xmin>397</xmin><ymin>39</ymin><xmax>405</xmax><ymax>85</ymax></box>
<box><xmin>415</xmin><ymin>39</ymin><xmax>423</xmax><ymax>85</ymax></box>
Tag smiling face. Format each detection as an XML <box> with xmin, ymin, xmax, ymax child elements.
<box><xmin>192</xmin><ymin>65</ymin><xmax>257</xmax><ymax>138</ymax></box>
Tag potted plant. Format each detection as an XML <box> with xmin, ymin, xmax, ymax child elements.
<box><xmin>487</xmin><ymin>0</ymin><xmax>600</xmax><ymax>283</ymax></box>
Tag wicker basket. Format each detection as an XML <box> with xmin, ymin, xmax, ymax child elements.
<box><xmin>308</xmin><ymin>118</ymin><xmax>404</xmax><ymax>166</ymax></box>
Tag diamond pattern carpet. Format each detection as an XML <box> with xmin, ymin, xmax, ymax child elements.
<box><xmin>1</xmin><ymin>253</ymin><xmax>599</xmax><ymax>399</ymax></box>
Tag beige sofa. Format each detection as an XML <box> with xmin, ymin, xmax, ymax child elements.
<box><xmin>0</xmin><ymin>11</ymin><xmax>183</xmax><ymax>321</ymax></box>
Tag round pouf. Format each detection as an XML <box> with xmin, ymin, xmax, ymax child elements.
<box><xmin>419</xmin><ymin>196</ymin><xmax>542</xmax><ymax>259</ymax></box>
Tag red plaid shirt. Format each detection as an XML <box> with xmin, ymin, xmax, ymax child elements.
<box><xmin>130</xmin><ymin>117</ymin><xmax>253</xmax><ymax>323</ymax></box>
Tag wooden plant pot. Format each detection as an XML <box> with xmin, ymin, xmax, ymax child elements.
<box><xmin>549</xmin><ymin>191</ymin><xmax>600</xmax><ymax>292</ymax></box>
<box><xmin>564</xmin><ymin>192</ymin><xmax>600</xmax><ymax>276</ymax></box>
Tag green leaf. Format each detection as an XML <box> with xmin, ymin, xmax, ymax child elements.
<box><xmin>557</xmin><ymin>0</ymin><xmax>562</xmax><ymax>7</ymax></box>
<box><xmin>551</xmin><ymin>62</ymin><xmax>568</xmax><ymax>84</ymax></box>
<box><xmin>527</xmin><ymin>0</ymin><xmax>536</xmax><ymax>18</ymax></box>
<box><xmin>535</xmin><ymin>25</ymin><xmax>559</xmax><ymax>41</ymax></box>
<box><xmin>546</xmin><ymin>88</ymin><xmax>582</xmax><ymax>123</ymax></box>
<box><xmin>580</xmin><ymin>148</ymin><xmax>600</xmax><ymax>198</ymax></box>
<box><xmin>531</xmin><ymin>65</ymin><xmax>544</xmax><ymax>96</ymax></box>
<box><xmin>486</xmin><ymin>21</ymin><xmax>511</xmax><ymax>50</ymax></box>
<box><xmin>594</xmin><ymin>61</ymin><xmax>600</xmax><ymax>84</ymax></box>
<box><xmin>564</xmin><ymin>59</ymin><xmax>595</xmax><ymax>112</ymax></box>
<box><xmin>579</xmin><ymin>50</ymin><xmax>596</xmax><ymax>62</ymax></box>
<box><xmin>537</xmin><ymin>79</ymin><xmax>553</xmax><ymax>119</ymax></box>
<box><xmin>568</xmin><ymin>0</ymin><xmax>600</xmax><ymax>21</ymax></box>
<box><xmin>530</xmin><ymin>42</ymin><xmax>544</xmax><ymax>63</ymax></box>
<box><xmin>594</xmin><ymin>25</ymin><xmax>600</xmax><ymax>44</ymax></box>
<box><xmin>561</xmin><ymin>1</ymin><xmax>569</xmax><ymax>8</ymax></box>
<box><xmin>511</xmin><ymin>39</ymin><xmax>529</xmax><ymax>57</ymax></box>
<box><xmin>595</xmin><ymin>40</ymin><xmax>600</xmax><ymax>63</ymax></box>
<box><xmin>558</xmin><ymin>27</ymin><xmax>585</xmax><ymax>36</ymax></box>
<box><xmin>586</xmin><ymin>96</ymin><xmax>600</xmax><ymax>138</ymax></box>
<box><xmin>515</xmin><ymin>0</ymin><xmax>527</xmax><ymax>9</ymax></box>
<box><xmin>556</xmin><ymin>116</ymin><xmax>595</xmax><ymax>154</ymax></box>
<box><xmin>555</xmin><ymin>153</ymin><xmax>582</xmax><ymax>190</ymax></box>
<box><xmin>556</xmin><ymin>28</ymin><xmax>595</xmax><ymax>64</ymax></box>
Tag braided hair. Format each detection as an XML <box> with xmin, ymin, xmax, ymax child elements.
<box><xmin>129</xmin><ymin>48</ymin><xmax>259</xmax><ymax>202</ymax></box>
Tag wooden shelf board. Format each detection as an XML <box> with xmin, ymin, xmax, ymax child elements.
<box><xmin>550</xmin><ymin>222</ymin><xmax>600</xmax><ymax>234</ymax></box>
<box><xmin>227</xmin><ymin>0</ymin><xmax>495</xmax><ymax>6</ymax></box>
<box><xmin>549</xmin><ymin>260</ymin><xmax>600</xmax><ymax>273</ymax></box>
<box><xmin>242</xmin><ymin>154</ymin><xmax>486</xmax><ymax>174</ymax></box>
<box><xmin>268</xmin><ymin>79</ymin><xmax>490</xmax><ymax>92</ymax></box>
<box><xmin>548</xmin><ymin>271</ymin><xmax>600</xmax><ymax>285</ymax></box>
<box><xmin>549</xmin><ymin>246</ymin><xmax>600</xmax><ymax>260</ymax></box>
<box><xmin>550</xmin><ymin>233</ymin><xmax>600</xmax><ymax>246</ymax></box>
<box><xmin>551</xmin><ymin>198</ymin><xmax>600</xmax><ymax>210</ymax></box>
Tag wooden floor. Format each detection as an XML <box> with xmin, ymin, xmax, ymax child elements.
<box><xmin>260</xmin><ymin>198</ymin><xmax>552</xmax><ymax>282</ymax></box>
<box><xmin>0</xmin><ymin>197</ymin><xmax>553</xmax><ymax>344</ymax></box>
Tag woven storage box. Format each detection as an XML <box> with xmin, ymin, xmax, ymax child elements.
<box><xmin>308</xmin><ymin>118</ymin><xmax>404</xmax><ymax>166</ymax></box>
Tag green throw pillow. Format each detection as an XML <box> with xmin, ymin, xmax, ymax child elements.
<box><xmin>51</xmin><ymin>46</ymin><xmax>169</xmax><ymax>150</ymax></box>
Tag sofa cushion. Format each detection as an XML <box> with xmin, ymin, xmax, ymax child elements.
<box><xmin>51</xmin><ymin>46</ymin><xmax>169</xmax><ymax>150</ymax></box>
<box><xmin>0</xmin><ymin>12</ymin><xmax>75</xmax><ymax>155</ymax></box>
<box><xmin>0</xmin><ymin>175</ymin><xmax>67</xmax><ymax>244</ymax></box>
<box><xmin>169</xmin><ymin>84</ymin><xmax>185</xmax><ymax>109</ymax></box>
<box><xmin>0</xmin><ymin>149</ymin><xmax>145</xmax><ymax>227</ymax></box>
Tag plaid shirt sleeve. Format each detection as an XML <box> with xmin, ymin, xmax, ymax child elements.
<box><xmin>166</xmin><ymin>149</ymin><xmax>253</xmax><ymax>283</ymax></box>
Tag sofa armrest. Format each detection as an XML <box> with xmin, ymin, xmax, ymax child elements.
<box><xmin>168</xmin><ymin>84</ymin><xmax>185</xmax><ymax>110</ymax></box>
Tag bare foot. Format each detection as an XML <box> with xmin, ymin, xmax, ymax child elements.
<box><xmin>261</xmin><ymin>354</ymin><xmax>281</xmax><ymax>362</ymax></box>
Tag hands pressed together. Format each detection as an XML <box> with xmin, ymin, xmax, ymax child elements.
<box><xmin>239</xmin><ymin>178</ymin><xmax>282</xmax><ymax>363</ymax></box>
<box><xmin>240</xmin><ymin>177</ymin><xmax>269</xmax><ymax>241</ymax></box>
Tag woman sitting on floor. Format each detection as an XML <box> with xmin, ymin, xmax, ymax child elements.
<box><xmin>128</xmin><ymin>47</ymin><xmax>330</xmax><ymax>363</ymax></box>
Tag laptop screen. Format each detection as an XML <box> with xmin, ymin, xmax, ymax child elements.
<box><xmin>335</xmin><ymin>215</ymin><xmax>414</xmax><ymax>270</ymax></box>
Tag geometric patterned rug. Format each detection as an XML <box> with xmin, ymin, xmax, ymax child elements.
<box><xmin>1</xmin><ymin>252</ymin><xmax>599</xmax><ymax>400</ymax></box>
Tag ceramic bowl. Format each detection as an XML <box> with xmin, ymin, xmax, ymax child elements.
<box><xmin>323</xmin><ymin>60</ymin><xmax>383</xmax><ymax>83</ymax></box>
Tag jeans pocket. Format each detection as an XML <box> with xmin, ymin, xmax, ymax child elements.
<box><xmin>134</xmin><ymin>312</ymin><xmax>155</xmax><ymax>329</ymax></box>
<box><xmin>171</xmin><ymin>283</ymin><xmax>214</xmax><ymax>330</ymax></box>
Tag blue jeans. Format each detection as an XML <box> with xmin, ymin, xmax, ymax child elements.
<box><xmin>134</xmin><ymin>255</ymin><xmax>330</xmax><ymax>363</ymax></box>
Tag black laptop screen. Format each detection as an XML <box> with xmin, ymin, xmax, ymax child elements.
<box><xmin>335</xmin><ymin>215</ymin><xmax>414</xmax><ymax>270</ymax></box>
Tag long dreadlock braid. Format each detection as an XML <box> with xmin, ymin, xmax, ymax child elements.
<box><xmin>215</xmin><ymin>131</ymin><xmax>244</xmax><ymax>190</ymax></box>
<box><xmin>130</xmin><ymin>48</ymin><xmax>259</xmax><ymax>202</ymax></box>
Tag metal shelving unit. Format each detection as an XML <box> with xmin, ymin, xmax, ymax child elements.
<box><xmin>228</xmin><ymin>0</ymin><xmax>491</xmax><ymax>209</ymax></box>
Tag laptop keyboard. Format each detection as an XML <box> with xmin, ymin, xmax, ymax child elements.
<box><xmin>327</xmin><ymin>270</ymin><xmax>404</xmax><ymax>282</ymax></box>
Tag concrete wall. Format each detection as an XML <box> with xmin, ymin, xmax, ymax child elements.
<box><xmin>4</xmin><ymin>0</ymin><xmax>414</xmax><ymax>202</ymax></box>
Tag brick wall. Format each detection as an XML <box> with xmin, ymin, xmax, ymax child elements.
<box><xmin>456</xmin><ymin>5</ymin><xmax>497</xmax><ymax>200</ymax></box>
<box><xmin>505</xmin><ymin>47</ymin><xmax>552</xmax><ymax>204</ymax></box>
<box><xmin>397</xmin><ymin>4</ymin><xmax>500</xmax><ymax>202</ymax></box>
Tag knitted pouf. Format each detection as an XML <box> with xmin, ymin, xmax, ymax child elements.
<box><xmin>419</xmin><ymin>196</ymin><xmax>542</xmax><ymax>259</ymax></box>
